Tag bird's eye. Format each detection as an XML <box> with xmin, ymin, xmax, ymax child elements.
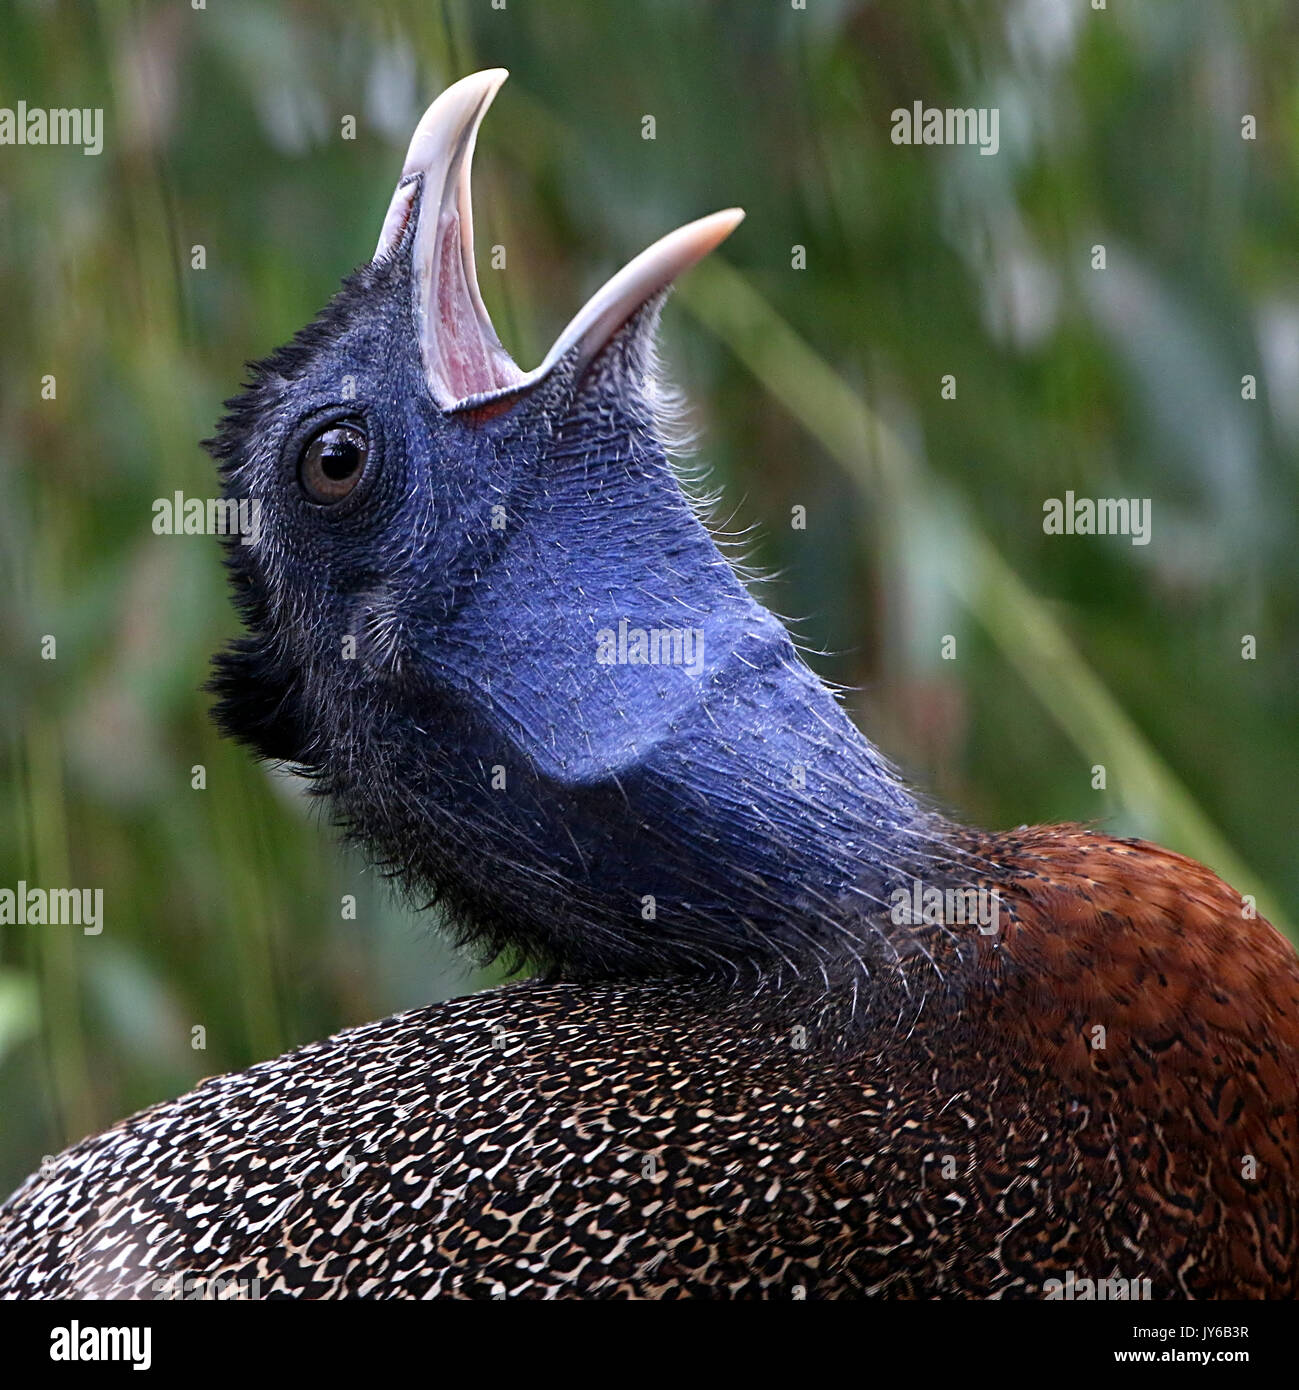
<box><xmin>299</xmin><ymin>422</ymin><xmax>369</xmax><ymax>504</ymax></box>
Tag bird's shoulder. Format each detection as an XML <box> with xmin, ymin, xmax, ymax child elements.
<box><xmin>967</xmin><ymin>823</ymin><xmax>1299</xmax><ymax>1156</ymax></box>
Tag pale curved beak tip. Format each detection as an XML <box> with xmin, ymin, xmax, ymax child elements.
<box><xmin>697</xmin><ymin>207</ymin><xmax>746</xmax><ymax>249</ymax></box>
<box><xmin>397</xmin><ymin>69</ymin><xmax>509</xmax><ymax>183</ymax></box>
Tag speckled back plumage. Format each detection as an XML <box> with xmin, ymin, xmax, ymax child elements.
<box><xmin>3</xmin><ymin>829</ymin><xmax>1295</xmax><ymax>1299</ymax></box>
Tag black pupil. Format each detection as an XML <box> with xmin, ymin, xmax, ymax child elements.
<box><xmin>319</xmin><ymin>431</ymin><xmax>361</xmax><ymax>479</ymax></box>
<box><xmin>301</xmin><ymin>423</ymin><xmax>369</xmax><ymax>503</ymax></box>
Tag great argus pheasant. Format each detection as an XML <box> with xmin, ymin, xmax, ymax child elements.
<box><xmin>1</xmin><ymin>70</ymin><xmax>1296</xmax><ymax>1300</ymax></box>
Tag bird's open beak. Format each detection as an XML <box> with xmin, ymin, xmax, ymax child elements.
<box><xmin>373</xmin><ymin>69</ymin><xmax>744</xmax><ymax>411</ymax></box>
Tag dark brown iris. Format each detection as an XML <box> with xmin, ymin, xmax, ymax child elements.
<box><xmin>299</xmin><ymin>422</ymin><xmax>369</xmax><ymax>504</ymax></box>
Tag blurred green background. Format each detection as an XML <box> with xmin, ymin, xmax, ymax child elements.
<box><xmin>2</xmin><ymin>0</ymin><xmax>1297</xmax><ymax>1196</ymax></box>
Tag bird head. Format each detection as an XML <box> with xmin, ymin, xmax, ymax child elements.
<box><xmin>208</xmin><ymin>69</ymin><xmax>743</xmax><ymax>769</ymax></box>
<box><xmin>207</xmin><ymin>70</ymin><xmax>919</xmax><ymax>980</ymax></box>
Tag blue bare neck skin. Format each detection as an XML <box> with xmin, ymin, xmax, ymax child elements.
<box><xmin>336</xmin><ymin>375</ymin><xmax>948</xmax><ymax>983</ymax></box>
